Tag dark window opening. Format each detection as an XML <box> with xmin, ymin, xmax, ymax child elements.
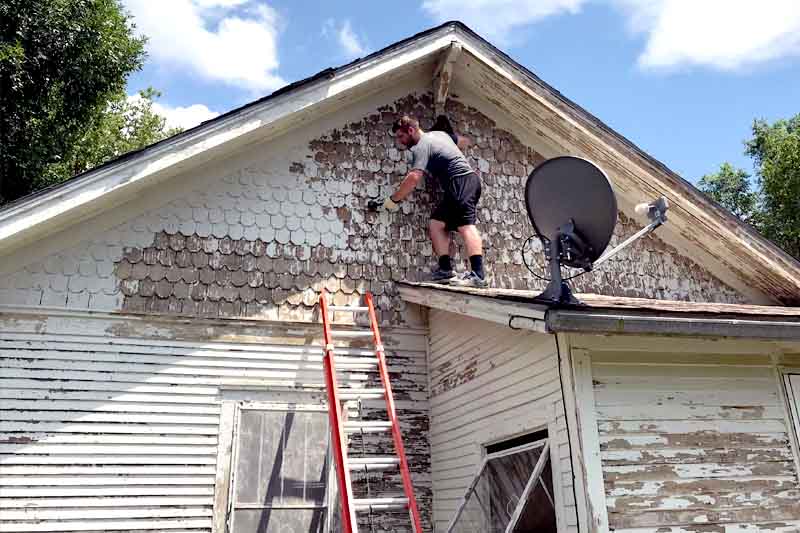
<box><xmin>485</xmin><ymin>429</ymin><xmax>549</xmax><ymax>455</ymax></box>
<box><xmin>447</xmin><ymin>431</ymin><xmax>557</xmax><ymax>533</ymax></box>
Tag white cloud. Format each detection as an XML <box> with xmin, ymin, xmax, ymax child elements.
<box><xmin>322</xmin><ymin>19</ymin><xmax>368</xmax><ymax>60</ymax></box>
<box><xmin>422</xmin><ymin>0</ymin><xmax>800</xmax><ymax>71</ymax></box>
<box><xmin>338</xmin><ymin>20</ymin><xmax>367</xmax><ymax>59</ymax></box>
<box><xmin>123</xmin><ymin>0</ymin><xmax>285</xmax><ymax>92</ymax></box>
<box><xmin>615</xmin><ymin>0</ymin><xmax>800</xmax><ymax>70</ymax></box>
<box><xmin>191</xmin><ymin>0</ymin><xmax>248</xmax><ymax>7</ymax></box>
<box><xmin>128</xmin><ymin>94</ymin><xmax>220</xmax><ymax>130</ymax></box>
<box><xmin>154</xmin><ymin>102</ymin><xmax>220</xmax><ymax>130</ymax></box>
<box><xmin>421</xmin><ymin>0</ymin><xmax>585</xmax><ymax>42</ymax></box>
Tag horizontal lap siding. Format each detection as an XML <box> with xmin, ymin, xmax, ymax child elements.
<box><xmin>0</xmin><ymin>314</ymin><xmax>430</xmax><ymax>533</ymax></box>
<box><xmin>593</xmin><ymin>358</ymin><xmax>800</xmax><ymax>532</ymax></box>
<box><xmin>428</xmin><ymin>310</ymin><xmax>577</xmax><ymax>532</ymax></box>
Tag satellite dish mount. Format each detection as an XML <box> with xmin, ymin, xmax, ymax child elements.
<box><xmin>525</xmin><ymin>157</ymin><xmax>669</xmax><ymax>305</ymax></box>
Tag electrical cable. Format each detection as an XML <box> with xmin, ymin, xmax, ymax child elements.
<box><xmin>521</xmin><ymin>235</ymin><xmax>593</xmax><ymax>284</ymax></box>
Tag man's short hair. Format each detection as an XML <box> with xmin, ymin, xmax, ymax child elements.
<box><xmin>392</xmin><ymin>115</ymin><xmax>419</xmax><ymax>134</ymax></box>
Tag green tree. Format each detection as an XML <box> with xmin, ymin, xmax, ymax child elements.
<box><xmin>698</xmin><ymin>162</ymin><xmax>760</xmax><ymax>221</ymax></box>
<box><xmin>48</xmin><ymin>87</ymin><xmax>181</xmax><ymax>181</ymax></box>
<box><xmin>698</xmin><ymin>113</ymin><xmax>800</xmax><ymax>260</ymax></box>
<box><xmin>746</xmin><ymin>115</ymin><xmax>800</xmax><ymax>259</ymax></box>
<box><xmin>0</xmin><ymin>0</ymin><xmax>146</xmax><ymax>204</ymax></box>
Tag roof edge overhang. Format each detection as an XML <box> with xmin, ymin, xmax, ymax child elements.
<box><xmin>399</xmin><ymin>284</ymin><xmax>800</xmax><ymax>341</ymax></box>
<box><xmin>398</xmin><ymin>284</ymin><xmax>549</xmax><ymax>333</ymax></box>
<box><xmin>547</xmin><ymin>308</ymin><xmax>800</xmax><ymax>341</ymax></box>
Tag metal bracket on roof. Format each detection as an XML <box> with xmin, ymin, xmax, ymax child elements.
<box><xmin>433</xmin><ymin>42</ymin><xmax>463</xmax><ymax>117</ymax></box>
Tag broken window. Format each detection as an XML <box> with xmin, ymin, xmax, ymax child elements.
<box><xmin>227</xmin><ymin>403</ymin><xmax>334</xmax><ymax>533</ymax></box>
<box><xmin>446</xmin><ymin>436</ymin><xmax>556</xmax><ymax>533</ymax></box>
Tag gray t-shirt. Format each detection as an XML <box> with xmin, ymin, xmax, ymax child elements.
<box><xmin>410</xmin><ymin>131</ymin><xmax>473</xmax><ymax>187</ymax></box>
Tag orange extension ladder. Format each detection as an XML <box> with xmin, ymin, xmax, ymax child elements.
<box><xmin>319</xmin><ymin>290</ymin><xmax>423</xmax><ymax>533</ymax></box>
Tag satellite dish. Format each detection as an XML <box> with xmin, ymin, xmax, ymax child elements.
<box><xmin>524</xmin><ymin>156</ymin><xmax>669</xmax><ymax>304</ymax></box>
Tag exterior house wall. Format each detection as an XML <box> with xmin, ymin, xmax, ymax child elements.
<box><xmin>575</xmin><ymin>338</ymin><xmax>800</xmax><ymax>532</ymax></box>
<box><xmin>0</xmin><ymin>70</ymin><xmax>758</xmax><ymax>533</ymax></box>
<box><xmin>427</xmin><ymin>309</ymin><xmax>578</xmax><ymax>532</ymax></box>
<box><xmin>0</xmin><ymin>310</ymin><xmax>430</xmax><ymax>533</ymax></box>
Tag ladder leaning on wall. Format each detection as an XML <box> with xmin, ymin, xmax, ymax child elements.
<box><xmin>318</xmin><ymin>290</ymin><xmax>423</xmax><ymax>533</ymax></box>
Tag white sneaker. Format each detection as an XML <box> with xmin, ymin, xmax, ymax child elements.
<box><xmin>449</xmin><ymin>271</ymin><xmax>488</xmax><ymax>288</ymax></box>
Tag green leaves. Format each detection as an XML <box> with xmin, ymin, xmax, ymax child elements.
<box><xmin>0</xmin><ymin>0</ymin><xmax>147</xmax><ymax>204</ymax></box>
<box><xmin>699</xmin><ymin>113</ymin><xmax>800</xmax><ymax>260</ymax></box>
<box><xmin>43</xmin><ymin>87</ymin><xmax>181</xmax><ymax>185</ymax></box>
<box><xmin>698</xmin><ymin>162</ymin><xmax>759</xmax><ymax>222</ymax></box>
<box><xmin>746</xmin><ymin>115</ymin><xmax>800</xmax><ymax>259</ymax></box>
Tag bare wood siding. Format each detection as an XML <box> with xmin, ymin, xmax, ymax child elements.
<box><xmin>593</xmin><ymin>355</ymin><xmax>800</xmax><ymax>532</ymax></box>
<box><xmin>427</xmin><ymin>309</ymin><xmax>578</xmax><ymax>532</ymax></box>
<box><xmin>0</xmin><ymin>311</ymin><xmax>431</xmax><ymax>533</ymax></box>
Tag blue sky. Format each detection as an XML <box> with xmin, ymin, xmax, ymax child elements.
<box><xmin>124</xmin><ymin>0</ymin><xmax>800</xmax><ymax>184</ymax></box>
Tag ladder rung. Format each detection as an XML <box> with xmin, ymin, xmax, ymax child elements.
<box><xmin>348</xmin><ymin>457</ymin><xmax>400</xmax><ymax>470</ymax></box>
<box><xmin>353</xmin><ymin>497</ymin><xmax>409</xmax><ymax>511</ymax></box>
<box><xmin>333</xmin><ymin>356</ymin><xmax>377</xmax><ymax>365</ymax></box>
<box><xmin>339</xmin><ymin>388</ymin><xmax>385</xmax><ymax>400</ymax></box>
<box><xmin>344</xmin><ymin>421</ymin><xmax>393</xmax><ymax>433</ymax></box>
<box><xmin>328</xmin><ymin>306</ymin><xmax>369</xmax><ymax>312</ymax></box>
<box><xmin>336</xmin><ymin>364</ymin><xmax>378</xmax><ymax>373</ymax></box>
<box><xmin>329</xmin><ymin>330</ymin><xmax>374</xmax><ymax>338</ymax></box>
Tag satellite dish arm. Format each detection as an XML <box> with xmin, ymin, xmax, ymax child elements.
<box><xmin>592</xmin><ymin>196</ymin><xmax>669</xmax><ymax>269</ymax></box>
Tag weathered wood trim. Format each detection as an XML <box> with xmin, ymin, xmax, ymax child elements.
<box><xmin>556</xmin><ymin>333</ymin><xmax>589</xmax><ymax>531</ymax></box>
<box><xmin>547</xmin><ymin>309</ymin><xmax>800</xmax><ymax>340</ymax></box>
<box><xmin>571</xmin><ymin>347</ymin><xmax>609</xmax><ymax>532</ymax></box>
<box><xmin>433</xmin><ymin>42</ymin><xmax>462</xmax><ymax>115</ymax></box>
<box><xmin>398</xmin><ymin>285</ymin><xmax>547</xmax><ymax>331</ymax></box>
<box><xmin>548</xmin><ymin>419</ymin><xmax>566</xmax><ymax>532</ymax></box>
<box><xmin>212</xmin><ymin>402</ymin><xmax>235</xmax><ymax>533</ymax></box>
<box><xmin>0</xmin><ymin>305</ymin><xmax>428</xmax><ymax>342</ymax></box>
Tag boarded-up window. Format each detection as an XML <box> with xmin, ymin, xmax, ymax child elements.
<box><xmin>228</xmin><ymin>403</ymin><xmax>333</xmax><ymax>533</ymax></box>
<box><xmin>446</xmin><ymin>437</ymin><xmax>556</xmax><ymax>533</ymax></box>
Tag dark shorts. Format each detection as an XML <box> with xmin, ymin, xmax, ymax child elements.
<box><xmin>431</xmin><ymin>172</ymin><xmax>482</xmax><ymax>231</ymax></box>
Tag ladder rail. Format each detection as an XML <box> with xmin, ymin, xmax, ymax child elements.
<box><xmin>365</xmin><ymin>293</ymin><xmax>424</xmax><ymax>533</ymax></box>
<box><xmin>320</xmin><ymin>290</ymin><xmax>358</xmax><ymax>532</ymax></box>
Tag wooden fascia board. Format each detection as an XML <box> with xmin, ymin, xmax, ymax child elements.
<box><xmin>547</xmin><ymin>308</ymin><xmax>800</xmax><ymax>340</ymax></box>
<box><xmin>397</xmin><ymin>285</ymin><xmax>548</xmax><ymax>331</ymax></box>
<box><xmin>433</xmin><ymin>42</ymin><xmax>462</xmax><ymax>115</ymax></box>
<box><xmin>449</xmin><ymin>28</ymin><xmax>800</xmax><ymax>304</ymax></box>
<box><xmin>0</xmin><ymin>30</ymin><xmax>458</xmax><ymax>255</ymax></box>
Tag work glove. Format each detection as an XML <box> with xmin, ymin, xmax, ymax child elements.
<box><xmin>367</xmin><ymin>196</ymin><xmax>400</xmax><ymax>212</ymax></box>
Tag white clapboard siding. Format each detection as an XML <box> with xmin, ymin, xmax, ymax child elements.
<box><xmin>427</xmin><ymin>309</ymin><xmax>578</xmax><ymax>532</ymax></box>
<box><xmin>0</xmin><ymin>312</ymin><xmax>429</xmax><ymax>533</ymax></box>
<box><xmin>593</xmin><ymin>355</ymin><xmax>800</xmax><ymax>531</ymax></box>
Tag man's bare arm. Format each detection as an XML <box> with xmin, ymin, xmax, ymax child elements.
<box><xmin>391</xmin><ymin>169</ymin><xmax>425</xmax><ymax>202</ymax></box>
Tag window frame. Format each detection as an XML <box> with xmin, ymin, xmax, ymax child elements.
<box><xmin>782</xmin><ymin>372</ymin><xmax>800</xmax><ymax>477</ymax></box>
<box><xmin>214</xmin><ymin>393</ymin><xmax>334</xmax><ymax>533</ymax></box>
<box><xmin>446</xmin><ymin>437</ymin><xmax>553</xmax><ymax>533</ymax></box>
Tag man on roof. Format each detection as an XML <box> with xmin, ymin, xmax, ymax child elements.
<box><xmin>369</xmin><ymin>115</ymin><xmax>487</xmax><ymax>288</ymax></box>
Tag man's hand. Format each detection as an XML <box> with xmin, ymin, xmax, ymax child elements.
<box><xmin>367</xmin><ymin>196</ymin><xmax>400</xmax><ymax>212</ymax></box>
